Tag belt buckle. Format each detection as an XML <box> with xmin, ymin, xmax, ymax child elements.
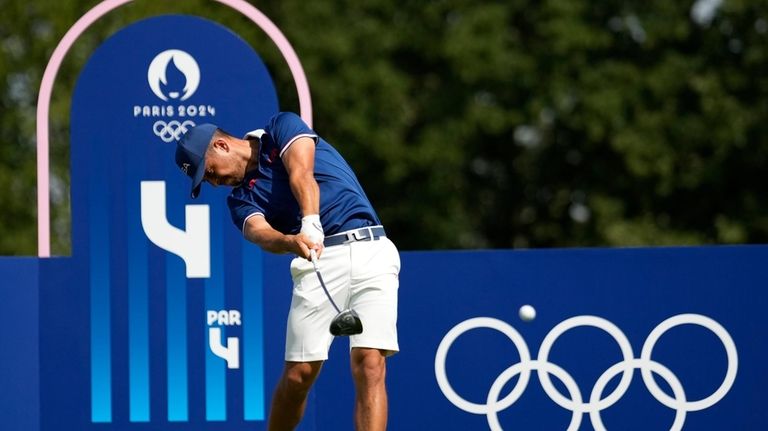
<box><xmin>350</xmin><ymin>228</ymin><xmax>371</xmax><ymax>242</ymax></box>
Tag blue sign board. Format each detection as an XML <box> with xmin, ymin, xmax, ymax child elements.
<box><xmin>0</xmin><ymin>259</ymin><xmax>39</xmax><ymax>431</ymax></box>
<box><xmin>381</xmin><ymin>246</ymin><xmax>767</xmax><ymax>431</ymax></box>
<box><xmin>50</xmin><ymin>14</ymin><xmax>278</xmax><ymax>430</ymax></box>
<box><xmin>3</xmin><ymin>244</ymin><xmax>768</xmax><ymax>430</ymax></box>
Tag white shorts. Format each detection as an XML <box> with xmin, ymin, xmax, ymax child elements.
<box><xmin>285</xmin><ymin>235</ymin><xmax>400</xmax><ymax>362</ymax></box>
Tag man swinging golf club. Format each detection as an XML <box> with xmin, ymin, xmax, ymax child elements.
<box><xmin>174</xmin><ymin>112</ymin><xmax>400</xmax><ymax>431</ymax></box>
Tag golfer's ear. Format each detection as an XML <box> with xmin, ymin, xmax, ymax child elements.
<box><xmin>212</xmin><ymin>138</ymin><xmax>230</xmax><ymax>153</ymax></box>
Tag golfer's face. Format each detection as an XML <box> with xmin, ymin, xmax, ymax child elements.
<box><xmin>203</xmin><ymin>156</ymin><xmax>241</xmax><ymax>187</ymax></box>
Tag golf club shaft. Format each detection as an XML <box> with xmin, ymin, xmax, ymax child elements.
<box><xmin>310</xmin><ymin>249</ymin><xmax>342</xmax><ymax>314</ymax></box>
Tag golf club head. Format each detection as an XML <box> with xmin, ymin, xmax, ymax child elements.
<box><xmin>330</xmin><ymin>309</ymin><xmax>363</xmax><ymax>336</ymax></box>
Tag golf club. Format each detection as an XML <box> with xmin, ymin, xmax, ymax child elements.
<box><xmin>310</xmin><ymin>249</ymin><xmax>363</xmax><ymax>336</ymax></box>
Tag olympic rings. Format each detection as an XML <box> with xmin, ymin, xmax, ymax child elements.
<box><xmin>435</xmin><ymin>317</ymin><xmax>531</xmax><ymax>415</ymax></box>
<box><xmin>434</xmin><ymin>314</ymin><xmax>738</xmax><ymax>431</ymax></box>
<box><xmin>640</xmin><ymin>314</ymin><xmax>738</xmax><ymax>412</ymax></box>
<box><xmin>153</xmin><ymin>120</ymin><xmax>195</xmax><ymax>142</ymax></box>
<box><xmin>538</xmin><ymin>316</ymin><xmax>634</xmax><ymax>412</ymax></box>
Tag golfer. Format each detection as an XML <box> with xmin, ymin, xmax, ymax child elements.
<box><xmin>175</xmin><ymin>112</ymin><xmax>400</xmax><ymax>431</ymax></box>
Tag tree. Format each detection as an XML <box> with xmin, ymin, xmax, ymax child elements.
<box><xmin>1</xmin><ymin>0</ymin><xmax>767</xmax><ymax>255</ymax></box>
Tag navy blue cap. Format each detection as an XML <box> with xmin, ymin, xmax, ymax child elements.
<box><xmin>175</xmin><ymin>123</ymin><xmax>217</xmax><ymax>198</ymax></box>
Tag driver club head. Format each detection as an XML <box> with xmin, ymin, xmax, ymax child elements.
<box><xmin>330</xmin><ymin>309</ymin><xmax>363</xmax><ymax>336</ymax></box>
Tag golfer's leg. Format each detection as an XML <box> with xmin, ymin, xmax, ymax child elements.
<box><xmin>351</xmin><ymin>348</ymin><xmax>388</xmax><ymax>431</ymax></box>
<box><xmin>268</xmin><ymin>361</ymin><xmax>323</xmax><ymax>431</ymax></box>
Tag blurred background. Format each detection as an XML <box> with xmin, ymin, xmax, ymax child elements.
<box><xmin>1</xmin><ymin>0</ymin><xmax>767</xmax><ymax>255</ymax></box>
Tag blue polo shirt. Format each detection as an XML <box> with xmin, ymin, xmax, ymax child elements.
<box><xmin>227</xmin><ymin>112</ymin><xmax>381</xmax><ymax>236</ymax></box>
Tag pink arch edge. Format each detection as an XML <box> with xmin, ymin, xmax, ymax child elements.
<box><xmin>36</xmin><ymin>0</ymin><xmax>314</xmax><ymax>257</ymax></box>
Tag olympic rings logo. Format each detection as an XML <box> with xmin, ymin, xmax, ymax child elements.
<box><xmin>434</xmin><ymin>314</ymin><xmax>738</xmax><ymax>430</ymax></box>
<box><xmin>153</xmin><ymin>120</ymin><xmax>195</xmax><ymax>143</ymax></box>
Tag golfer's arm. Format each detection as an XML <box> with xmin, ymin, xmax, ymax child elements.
<box><xmin>282</xmin><ymin>136</ymin><xmax>320</xmax><ymax>217</ymax></box>
<box><xmin>243</xmin><ymin>214</ymin><xmax>303</xmax><ymax>255</ymax></box>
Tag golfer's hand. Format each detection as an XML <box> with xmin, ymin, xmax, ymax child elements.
<box><xmin>300</xmin><ymin>214</ymin><xmax>325</xmax><ymax>243</ymax></box>
<box><xmin>293</xmin><ymin>233</ymin><xmax>323</xmax><ymax>260</ymax></box>
<box><xmin>298</xmin><ymin>214</ymin><xmax>324</xmax><ymax>260</ymax></box>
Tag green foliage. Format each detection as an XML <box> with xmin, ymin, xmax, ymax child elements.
<box><xmin>1</xmin><ymin>0</ymin><xmax>767</xmax><ymax>255</ymax></box>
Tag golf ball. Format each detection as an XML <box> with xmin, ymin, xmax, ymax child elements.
<box><xmin>519</xmin><ymin>304</ymin><xmax>536</xmax><ymax>322</ymax></box>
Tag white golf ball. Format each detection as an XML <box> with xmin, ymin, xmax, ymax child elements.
<box><xmin>519</xmin><ymin>304</ymin><xmax>536</xmax><ymax>322</ymax></box>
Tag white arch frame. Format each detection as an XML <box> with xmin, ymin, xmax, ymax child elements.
<box><xmin>36</xmin><ymin>0</ymin><xmax>313</xmax><ymax>257</ymax></box>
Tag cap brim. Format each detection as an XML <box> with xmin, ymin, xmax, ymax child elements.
<box><xmin>190</xmin><ymin>161</ymin><xmax>206</xmax><ymax>199</ymax></box>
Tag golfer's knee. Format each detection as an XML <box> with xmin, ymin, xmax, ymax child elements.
<box><xmin>279</xmin><ymin>363</ymin><xmax>320</xmax><ymax>399</ymax></box>
<box><xmin>351</xmin><ymin>350</ymin><xmax>386</xmax><ymax>386</ymax></box>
